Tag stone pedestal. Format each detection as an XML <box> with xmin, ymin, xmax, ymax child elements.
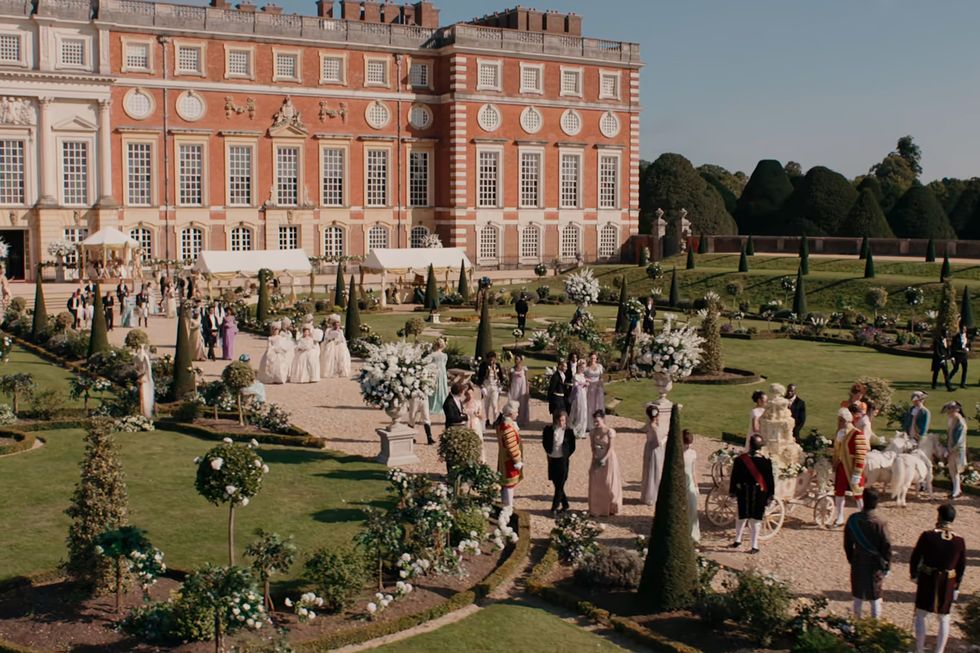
<box><xmin>428</xmin><ymin>312</ymin><xmax>441</xmax><ymax>324</ymax></box>
<box><xmin>376</xmin><ymin>423</ymin><xmax>420</xmax><ymax>467</ymax></box>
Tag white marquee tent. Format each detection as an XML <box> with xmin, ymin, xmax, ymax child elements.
<box><xmin>192</xmin><ymin>249</ymin><xmax>312</xmax><ymax>280</ymax></box>
<box><xmin>360</xmin><ymin>248</ymin><xmax>471</xmax><ymax>275</ymax></box>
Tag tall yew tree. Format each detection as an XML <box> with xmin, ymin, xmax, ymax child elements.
<box><xmin>87</xmin><ymin>283</ymin><xmax>110</xmax><ymax>357</ymax></box>
<box><xmin>734</xmin><ymin>159</ymin><xmax>794</xmax><ymax>234</ymax></box>
<box><xmin>31</xmin><ymin>264</ymin><xmax>47</xmax><ymax>342</ymax></box>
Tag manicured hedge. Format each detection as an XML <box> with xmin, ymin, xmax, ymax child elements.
<box><xmin>156</xmin><ymin>419</ymin><xmax>322</xmax><ymax>450</ymax></box>
<box><xmin>0</xmin><ymin>431</ymin><xmax>36</xmax><ymax>456</ymax></box>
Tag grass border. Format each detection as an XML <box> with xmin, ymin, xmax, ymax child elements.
<box><xmin>524</xmin><ymin>546</ymin><xmax>701</xmax><ymax>653</ymax></box>
<box><xmin>296</xmin><ymin>509</ymin><xmax>531</xmax><ymax>653</ymax></box>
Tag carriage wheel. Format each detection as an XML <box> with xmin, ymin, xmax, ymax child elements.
<box><xmin>758</xmin><ymin>498</ymin><xmax>785</xmax><ymax>540</ymax></box>
<box><xmin>812</xmin><ymin>494</ymin><xmax>836</xmax><ymax>529</ymax></box>
<box><xmin>710</xmin><ymin>459</ymin><xmax>732</xmax><ymax>487</ymax></box>
<box><xmin>705</xmin><ymin>486</ymin><xmax>737</xmax><ymax>528</ymax></box>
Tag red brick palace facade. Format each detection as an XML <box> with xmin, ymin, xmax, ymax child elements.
<box><xmin>0</xmin><ymin>0</ymin><xmax>641</xmax><ymax>278</ymax></box>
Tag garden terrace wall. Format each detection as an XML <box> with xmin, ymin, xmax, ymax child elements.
<box><xmin>525</xmin><ymin>546</ymin><xmax>700</xmax><ymax>653</ymax></box>
<box><xmin>705</xmin><ymin>235</ymin><xmax>980</xmax><ymax>258</ymax></box>
<box><xmin>297</xmin><ymin>510</ymin><xmax>531</xmax><ymax>652</ymax></box>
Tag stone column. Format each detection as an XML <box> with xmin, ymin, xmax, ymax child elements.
<box><xmin>97</xmin><ymin>98</ymin><xmax>116</xmax><ymax>206</ymax></box>
<box><xmin>37</xmin><ymin>97</ymin><xmax>56</xmax><ymax>207</ymax></box>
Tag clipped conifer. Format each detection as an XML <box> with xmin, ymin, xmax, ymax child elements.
<box><xmin>344</xmin><ymin>274</ymin><xmax>361</xmax><ymax>341</ymax></box>
<box><xmin>87</xmin><ymin>283</ymin><xmax>110</xmax><ymax>357</ymax></box>
<box><xmin>936</xmin><ymin>281</ymin><xmax>960</xmax><ymax>337</ymax></box>
<box><xmin>961</xmin><ymin>286</ymin><xmax>974</xmax><ymax>329</ymax></box>
<box><xmin>686</xmin><ymin>248</ymin><xmax>695</xmax><ymax>270</ymax></box>
<box><xmin>738</xmin><ymin>246</ymin><xmax>749</xmax><ymax>273</ymax></box>
<box><xmin>474</xmin><ymin>297</ymin><xmax>493</xmax><ymax>359</ymax></box>
<box><xmin>457</xmin><ymin>259</ymin><xmax>469</xmax><ymax>300</ymax></box>
<box><xmin>639</xmin><ymin>408</ymin><xmax>698</xmax><ymax>611</ymax></box>
<box><xmin>793</xmin><ymin>266</ymin><xmax>807</xmax><ymax>317</ymax></box>
<box><xmin>31</xmin><ymin>264</ymin><xmax>47</xmax><ymax>342</ymax></box>
<box><xmin>940</xmin><ymin>254</ymin><xmax>951</xmax><ymax>282</ymax></box>
<box><xmin>424</xmin><ymin>264</ymin><xmax>439</xmax><ymax>311</ymax></box>
<box><xmin>799</xmin><ymin>237</ymin><xmax>809</xmax><ymax>275</ymax></box>
<box><xmin>746</xmin><ymin>235</ymin><xmax>755</xmax><ymax>256</ymax></box>
<box><xmin>64</xmin><ymin>418</ymin><xmax>129</xmax><ymax>593</ymax></box>
<box><xmin>669</xmin><ymin>267</ymin><xmax>680</xmax><ymax>307</ymax></box>
<box><xmin>256</xmin><ymin>268</ymin><xmax>271</xmax><ymax>322</ymax></box>
<box><xmin>864</xmin><ymin>250</ymin><xmax>876</xmax><ymax>279</ymax></box>
<box><xmin>926</xmin><ymin>238</ymin><xmax>936</xmax><ymax>262</ymax></box>
<box><xmin>615</xmin><ymin>277</ymin><xmax>630</xmax><ymax>334</ymax></box>
<box><xmin>697</xmin><ymin>235</ymin><xmax>708</xmax><ymax>254</ymax></box>
<box><xmin>333</xmin><ymin>262</ymin><xmax>346</xmax><ymax>308</ymax></box>
<box><xmin>859</xmin><ymin>235</ymin><xmax>869</xmax><ymax>259</ymax></box>
<box><xmin>170</xmin><ymin>307</ymin><xmax>196</xmax><ymax>400</ymax></box>
<box><xmin>699</xmin><ymin>301</ymin><xmax>723</xmax><ymax>375</ymax></box>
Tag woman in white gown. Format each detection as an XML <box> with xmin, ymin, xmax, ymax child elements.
<box><xmin>585</xmin><ymin>352</ymin><xmax>605</xmax><ymax>429</ymax></box>
<box><xmin>507</xmin><ymin>354</ymin><xmax>530</xmax><ymax>427</ymax></box>
<box><xmin>319</xmin><ymin>314</ymin><xmax>351</xmax><ymax>378</ymax></box>
<box><xmin>83</xmin><ymin>296</ymin><xmax>95</xmax><ymax>329</ymax></box>
<box><xmin>745</xmin><ymin>390</ymin><xmax>767</xmax><ymax>449</ymax></box>
<box><xmin>569</xmin><ymin>360</ymin><xmax>590</xmax><ymax>439</ymax></box>
<box><xmin>188</xmin><ymin>310</ymin><xmax>207</xmax><ymax>361</ymax></box>
<box><xmin>463</xmin><ymin>383</ymin><xmax>486</xmax><ymax>461</ymax></box>
<box><xmin>134</xmin><ymin>345</ymin><xmax>155</xmax><ymax>419</ymax></box>
<box><xmin>683</xmin><ymin>429</ymin><xmax>701</xmax><ymax>544</ymax></box>
<box><xmin>258</xmin><ymin>323</ymin><xmax>294</xmax><ymax>384</ymax></box>
<box><xmin>289</xmin><ymin>326</ymin><xmax>320</xmax><ymax>383</ymax></box>
<box><xmin>164</xmin><ymin>286</ymin><xmax>177</xmax><ymax>318</ymax></box>
<box><xmin>640</xmin><ymin>403</ymin><xmax>665</xmax><ymax>506</ymax></box>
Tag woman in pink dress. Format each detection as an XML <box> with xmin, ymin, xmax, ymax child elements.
<box><xmin>588</xmin><ymin>410</ymin><xmax>622</xmax><ymax>517</ymax></box>
<box><xmin>507</xmin><ymin>354</ymin><xmax>530</xmax><ymax>427</ymax></box>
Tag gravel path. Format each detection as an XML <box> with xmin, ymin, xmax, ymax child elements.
<box><xmin>111</xmin><ymin>316</ymin><xmax>980</xmax><ymax>640</ymax></box>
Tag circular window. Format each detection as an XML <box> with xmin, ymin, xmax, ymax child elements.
<box><xmin>175</xmin><ymin>91</ymin><xmax>205</xmax><ymax>122</ymax></box>
<box><xmin>478</xmin><ymin>104</ymin><xmax>501</xmax><ymax>132</ymax></box>
<box><xmin>560</xmin><ymin>109</ymin><xmax>582</xmax><ymax>136</ymax></box>
<box><xmin>365</xmin><ymin>101</ymin><xmax>391</xmax><ymax>129</ymax></box>
<box><xmin>408</xmin><ymin>104</ymin><xmax>432</xmax><ymax>130</ymax></box>
<box><xmin>123</xmin><ymin>89</ymin><xmax>154</xmax><ymax>120</ymax></box>
<box><xmin>599</xmin><ymin>112</ymin><xmax>620</xmax><ymax>138</ymax></box>
<box><xmin>520</xmin><ymin>106</ymin><xmax>542</xmax><ymax>134</ymax></box>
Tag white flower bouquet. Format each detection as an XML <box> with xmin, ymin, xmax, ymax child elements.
<box><xmin>635</xmin><ymin>316</ymin><xmax>704</xmax><ymax>380</ymax></box>
<box><xmin>112</xmin><ymin>415</ymin><xmax>155</xmax><ymax>432</ymax></box>
<box><xmin>625</xmin><ymin>297</ymin><xmax>645</xmax><ymax>321</ymax></box>
<box><xmin>358</xmin><ymin>341</ymin><xmax>437</xmax><ymax>411</ymax></box>
<box><xmin>47</xmin><ymin>239</ymin><xmax>76</xmax><ymax>258</ymax></box>
<box><xmin>563</xmin><ymin>268</ymin><xmax>600</xmax><ymax>306</ymax></box>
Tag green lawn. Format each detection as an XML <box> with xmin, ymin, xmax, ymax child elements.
<box><xmin>0</xmin><ymin>427</ymin><xmax>388</xmax><ymax>582</ymax></box>
<box><xmin>0</xmin><ymin>345</ymin><xmax>87</xmax><ymax>408</ymax></box>
<box><xmin>367</xmin><ymin>603</ymin><xmax>628</xmax><ymax>653</ymax></box>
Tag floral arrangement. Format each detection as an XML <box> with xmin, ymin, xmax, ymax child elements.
<box><xmin>285</xmin><ymin>592</ymin><xmax>325</xmax><ymax>623</ymax></box>
<box><xmin>904</xmin><ymin>286</ymin><xmax>924</xmax><ymax>307</ymax></box>
<box><xmin>625</xmin><ymin>297</ymin><xmax>645</xmax><ymax>322</ymax></box>
<box><xmin>534</xmin><ymin>263</ymin><xmax>548</xmax><ymax>277</ymax></box>
<box><xmin>646</xmin><ymin>262</ymin><xmax>664</xmax><ymax>280</ymax></box>
<box><xmin>0</xmin><ymin>403</ymin><xmax>15</xmax><ymax>425</ymax></box>
<box><xmin>564</xmin><ymin>268</ymin><xmax>600</xmax><ymax>306</ymax></box>
<box><xmin>112</xmin><ymin>415</ymin><xmax>155</xmax><ymax>432</ymax></box>
<box><xmin>780</xmin><ymin>276</ymin><xmax>796</xmax><ymax>294</ymax></box>
<box><xmin>962</xmin><ymin>465</ymin><xmax>980</xmax><ymax>487</ymax></box>
<box><xmin>708</xmin><ymin>446</ymin><xmax>739</xmax><ymax>465</ymax></box>
<box><xmin>550</xmin><ymin>511</ymin><xmax>603</xmax><ymax>565</ymax></box>
<box><xmin>529</xmin><ymin>330</ymin><xmax>551</xmax><ymax>351</ymax></box>
<box><xmin>799</xmin><ymin>429</ymin><xmax>833</xmax><ymax>454</ymax></box>
<box><xmin>47</xmin><ymin>239</ymin><xmax>76</xmax><ymax>258</ymax></box>
<box><xmin>0</xmin><ymin>238</ymin><xmax>8</xmax><ymax>260</ymax></box>
<box><xmin>0</xmin><ymin>336</ymin><xmax>12</xmax><ymax>364</ymax></box>
<box><xmin>396</xmin><ymin>552</ymin><xmax>431</xmax><ymax>579</ymax></box>
<box><xmin>489</xmin><ymin>506</ymin><xmax>520</xmax><ymax>551</ymax></box>
<box><xmin>358</xmin><ymin>341</ymin><xmax>436</xmax><ymax>412</ymax></box>
<box><xmin>194</xmin><ymin>438</ymin><xmax>269</xmax><ymax>508</ymax></box>
<box><xmin>635</xmin><ymin>316</ymin><xmax>704</xmax><ymax>380</ymax></box>
<box><xmin>126</xmin><ymin>546</ymin><xmax>166</xmax><ymax>596</ymax></box>
<box><xmin>422</xmin><ymin>233</ymin><xmax>443</xmax><ymax>248</ymax></box>
<box><xmin>511</xmin><ymin>328</ymin><xmax>523</xmax><ymax>339</ymax></box>
<box><xmin>778</xmin><ymin>462</ymin><xmax>807</xmax><ymax>480</ymax></box>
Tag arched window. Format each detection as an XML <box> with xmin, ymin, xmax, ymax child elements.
<box><xmin>560</xmin><ymin>224</ymin><xmax>580</xmax><ymax>260</ymax></box>
<box><xmin>129</xmin><ymin>227</ymin><xmax>152</xmax><ymax>261</ymax></box>
<box><xmin>367</xmin><ymin>224</ymin><xmax>389</xmax><ymax>251</ymax></box>
<box><xmin>478</xmin><ymin>225</ymin><xmax>499</xmax><ymax>262</ymax></box>
<box><xmin>323</xmin><ymin>226</ymin><xmax>344</xmax><ymax>258</ymax></box>
<box><xmin>180</xmin><ymin>227</ymin><xmax>204</xmax><ymax>261</ymax></box>
<box><xmin>229</xmin><ymin>226</ymin><xmax>253</xmax><ymax>252</ymax></box>
<box><xmin>409</xmin><ymin>225</ymin><xmax>429</xmax><ymax>248</ymax></box>
<box><xmin>598</xmin><ymin>223</ymin><xmax>619</xmax><ymax>259</ymax></box>
<box><xmin>520</xmin><ymin>225</ymin><xmax>540</xmax><ymax>261</ymax></box>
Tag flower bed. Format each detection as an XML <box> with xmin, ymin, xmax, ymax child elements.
<box><xmin>679</xmin><ymin>367</ymin><xmax>763</xmax><ymax>386</ymax></box>
<box><xmin>157</xmin><ymin>417</ymin><xmax>322</xmax><ymax>450</ymax></box>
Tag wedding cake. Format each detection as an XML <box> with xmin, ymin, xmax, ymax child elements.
<box><xmin>759</xmin><ymin>383</ymin><xmax>804</xmax><ymax>495</ymax></box>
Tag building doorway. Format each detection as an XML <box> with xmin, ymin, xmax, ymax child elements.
<box><xmin>0</xmin><ymin>229</ymin><xmax>26</xmax><ymax>279</ymax></box>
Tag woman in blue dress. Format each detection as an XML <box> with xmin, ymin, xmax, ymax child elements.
<box><xmin>428</xmin><ymin>338</ymin><xmax>449</xmax><ymax>416</ymax></box>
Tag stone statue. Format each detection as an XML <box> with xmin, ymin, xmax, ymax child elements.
<box><xmin>134</xmin><ymin>344</ymin><xmax>155</xmax><ymax>419</ymax></box>
<box><xmin>0</xmin><ymin>97</ymin><xmax>31</xmax><ymax>125</ymax></box>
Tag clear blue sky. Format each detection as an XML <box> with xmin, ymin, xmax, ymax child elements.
<box><xmin>205</xmin><ymin>0</ymin><xmax>980</xmax><ymax>182</ymax></box>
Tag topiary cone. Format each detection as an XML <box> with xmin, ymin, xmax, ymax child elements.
<box><xmin>738</xmin><ymin>246</ymin><xmax>749</xmax><ymax>273</ymax></box>
<box><xmin>333</xmin><ymin>262</ymin><xmax>346</xmax><ymax>308</ymax></box>
<box><xmin>457</xmin><ymin>260</ymin><xmax>469</xmax><ymax>300</ymax></box>
<box><xmin>344</xmin><ymin>274</ymin><xmax>361</xmax><ymax>341</ymax></box>
<box><xmin>864</xmin><ymin>249</ymin><xmax>875</xmax><ymax>279</ymax></box>
<box><xmin>697</xmin><ymin>235</ymin><xmax>708</xmax><ymax>254</ymax></box>
<box><xmin>87</xmin><ymin>283</ymin><xmax>110</xmax><ymax>358</ymax></box>
<box><xmin>859</xmin><ymin>235</ymin><xmax>869</xmax><ymax>260</ymax></box>
<box><xmin>799</xmin><ymin>237</ymin><xmax>809</xmax><ymax>275</ymax></box>
<box><xmin>424</xmin><ymin>264</ymin><xmax>440</xmax><ymax>311</ymax></box>
<box><xmin>31</xmin><ymin>264</ymin><xmax>47</xmax><ymax>342</ymax></box>
<box><xmin>669</xmin><ymin>267</ymin><xmax>679</xmax><ymax>307</ymax></box>
<box><xmin>170</xmin><ymin>307</ymin><xmax>196</xmax><ymax>400</ymax></box>
<box><xmin>256</xmin><ymin>269</ymin><xmax>271</xmax><ymax>323</ymax></box>
<box><xmin>961</xmin><ymin>285</ymin><xmax>974</xmax><ymax>329</ymax></box>
<box><xmin>793</xmin><ymin>266</ymin><xmax>807</xmax><ymax>317</ymax></box>
<box><xmin>474</xmin><ymin>296</ymin><xmax>493</xmax><ymax>359</ymax></box>
<box><xmin>639</xmin><ymin>407</ymin><xmax>698</xmax><ymax>611</ymax></box>
<box><xmin>926</xmin><ymin>238</ymin><xmax>936</xmax><ymax>262</ymax></box>
<box><xmin>614</xmin><ymin>277</ymin><xmax>629</xmax><ymax>334</ymax></box>
<box><xmin>746</xmin><ymin>235</ymin><xmax>755</xmax><ymax>256</ymax></box>
<box><xmin>685</xmin><ymin>248</ymin><xmax>695</xmax><ymax>270</ymax></box>
<box><xmin>940</xmin><ymin>254</ymin><xmax>951</xmax><ymax>282</ymax></box>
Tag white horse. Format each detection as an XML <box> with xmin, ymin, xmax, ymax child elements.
<box><xmin>888</xmin><ymin>433</ymin><xmax>944</xmax><ymax>506</ymax></box>
<box><xmin>864</xmin><ymin>433</ymin><xmax>915</xmax><ymax>489</ymax></box>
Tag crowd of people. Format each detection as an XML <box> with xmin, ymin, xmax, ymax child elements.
<box><xmin>255</xmin><ymin>314</ymin><xmax>353</xmax><ymax>386</ymax></box>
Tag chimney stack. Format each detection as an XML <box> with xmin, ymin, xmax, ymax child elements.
<box><xmin>361</xmin><ymin>0</ymin><xmax>381</xmax><ymax>22</ymax></box>
<box><xmin>316</xmin><ymin>0</ymin><xmax>333</xmax><ymax>17</ymax></box>
<box><xmin>260</xmin><ymin>3</ymin><xmax>281</xmax><ymax>13</ymax></box>
<box><xmin>413</xmin><ymin>1</ymin><xmax>438</xmax><ymax>28</ymax></box>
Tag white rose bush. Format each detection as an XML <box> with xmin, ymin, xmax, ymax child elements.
<box><xmin>635</xmin><ymin>316</ymin><xmax>704</xmax><ymax>380</ymax></box>
<box><xmin>358</xmin><ymin>341</ymin><xmax>436</xmax><ymax>415</ymax></box>
<box><xmin>564</xmin><ymin>268</ymin><xmax>601</xmax><ymax>306</ymax></box>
